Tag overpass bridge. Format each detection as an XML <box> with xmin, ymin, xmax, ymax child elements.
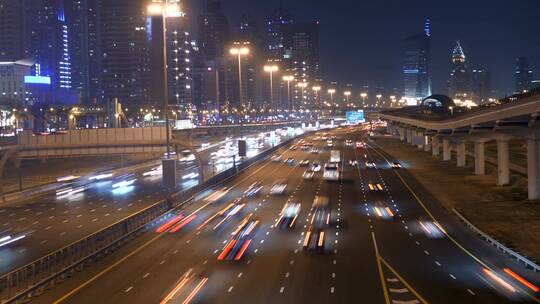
<box><xmin>378</xmin><ymin>91</ymin><xmax>540</xmax><ymax>200</ymax></box>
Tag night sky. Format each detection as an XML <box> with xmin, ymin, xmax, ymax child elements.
<box><xmin>184</xmin><ymin>0</ymin><xmax>540</xmax><ymax>97</ymax></box>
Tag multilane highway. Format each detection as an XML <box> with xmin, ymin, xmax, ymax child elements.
<box><xmin>0</xmin><ymin>129</ymin><xmax>293</xmax><ymax>276</ymax></box>
<box><xmin>33</xmin><ymin>126</ymin><xmax>540</xmax><ymax>303</ymax></box>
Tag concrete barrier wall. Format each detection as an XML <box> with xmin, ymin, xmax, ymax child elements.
<box><xmin>18</xmin><ymin>127</ymin><xmax>168</xmax><ymax>148</ymax></box>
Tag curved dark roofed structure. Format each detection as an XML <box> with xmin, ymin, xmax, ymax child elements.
<box><xmin>421</xmin><ymin>94</ymin><xmax>455</xmax><ymax>108</ymax></box>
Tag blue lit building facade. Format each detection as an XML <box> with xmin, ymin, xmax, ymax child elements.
<box><xmin>403</xmin><ymin>18</ymin><xmax>431</xmax><ymax>105</ymax></box>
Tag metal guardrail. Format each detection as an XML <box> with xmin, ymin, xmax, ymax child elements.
<box><xmin>452</xmin><ymin>208</ymin><xmax>540</xmax><ymax>273</ymax></box>
<box><xmin>0</xmin><ymin>133</ymin><xmax>308</xmax><ymax>303</ymax></box>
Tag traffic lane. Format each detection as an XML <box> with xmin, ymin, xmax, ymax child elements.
<box><xmin>219</xmin><ymin>148</ymin><xmax>326</xmax><ymax>303</ymax></box>
<box><xmin>359</xmin><ymin>144</ymin><xmax>515</xmax><ymax>303</ymax></box>
<box><xmin>38</xmin><ymin>145</ymin><xmax>300</xmax><ymax>304</ymax></box>
<box><xmin>366</xmin><ymin>142</ymin><xmax>540</xmax><ymax>302</ymax></box>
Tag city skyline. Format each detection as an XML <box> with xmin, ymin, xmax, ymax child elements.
<box><xmin>184</xmin><ymin>0</ymin><xmax>540</xmax><ymax>97</ymax></box>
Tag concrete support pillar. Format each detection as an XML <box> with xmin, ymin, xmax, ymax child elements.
<box><xmin>423</xmin><ymin>136</ymin><xmax>431</xmax><ymax>152</ymax></box>
<box><xmin>497</xmin><ymin>140</ymin><xmax>510</xmax><ymax>186</ymax></box>
<box><xmin>474</xmin><ymin>142</ymin><xmax>485</xmax><ymax>175</ymax></box>
<box><xmin>527</xmin><ymin>140</ymin><xmax>540</xmax><ymax>200</ymax></box>
<box><xmin>456</xmin><ymin>141</ymin><xmax>466</xmax><ymax>167</ymax></box>
<box><xmin>432</xmin><ymin>138</ymin><xmax>440</xmax><ymax>156</ymax></box>
<box><xmin>399</xmin><ymin>127</ymin><xmax>405</xmax><ymax>141</ymax></box>
<box><xmin>406</xmin><ymin>128</ymin><xmax>412</xmax><ymax>144</ymax></box>
<box><xmin>442</xmin><ymin>139</ymin><xmax>451</xmax><ymax>161</ymax></box>
<box><xmin>416</xmin><ymin>132</ymin><xmax>424</xmax><ymax>150</ymax></box>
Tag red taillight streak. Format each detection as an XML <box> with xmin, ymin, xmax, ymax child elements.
<box><xmin>182</xmin><ymin>277</ymin><xmax>208</xmax><ymax>304</ymax></box>
<box><xmin>504</xmin><ymin>268</ymin><xmax>540</xmax><ymax>292</ymax></box>
<box><xmin>156</xmin><ymin>215</ymin><xmax>184</xmax><ymax>233</ymax></box>
<box><xmin>217</xmin><ymin>239</ymin><xmax>236</xmax><ymax>260</ymax></box>
<box><xmin>170</xmin><ymin>215</ymin><xmax>196</xmax><ymax>233</ymax></box>
<box><xmin>160</xmin><ymin>277</ymin><xmax>189</xmax><ymax>304</ymax></box>
<box><xmin>234</xmin><ymin>239</ymin><xmax>252</xmax><ymax>260</ymax></box>
<box><xmin>483</xmin><ymin>268</ymin><xmax>516</xmax><ymax>293</ymax></box>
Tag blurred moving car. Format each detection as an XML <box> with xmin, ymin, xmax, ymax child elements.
<box><xmin>277</xmin><ymin>201</ymin><xmax>301</xmax><ymax>229</ymax></box>
<box><xmin>270</xmin><ymin>179</ymin><xmax>287</xmax><ymax>195</ymax></box>
<box><xmin>303</xmin><ymin>169</ymin><xmax>315</xmax><ymax>180</ymax></box>
<box><xmin>244</xmin><ymin>182</ymin><xmax>263</xmax><ymax>197</ymax></box>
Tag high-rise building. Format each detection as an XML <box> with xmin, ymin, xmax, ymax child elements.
<box><xmin>448</xmin><ymin>40</ymin><xmax>471</xmax><ymax>101</ymax></box>
<box><xmin>0</xmin><ymin>0</ymin><xmax>25</xmax><ymax>62</ymax></box>
<box><xmin>282</xmin><ymin>21</ymin><xmax>320</xmax><ymax>109</ymax></box>
<box><xmin>198</xmin><ymin>0</ymin><xmax>229</xmax><ymax>61</ymax></box>
<box><xmin>65</xmin><ymin>0</ymin><xmax>100</xmax><ymax>102</ymax></box>
<box><xmin>402</xmin><ymin>18</ymin><xmax>431</xmax><ymax>105</ymax></box>
<box><xmin>515</xmin><ymin>57</ymin><xmax>533</xmax><ymax>93</ymax></box>
<box><xmin>265</xmin><ymin>6</ymin><xmax>294</xmax><ymax>60</ymax></box>
<box><xmin>99</xmin><ymin>0</ymin><xmax>150</xmax><ymax>108</ymax></box>
<box><xmin>471</xmin><ymin>67</ymin><xmax>491</xmax><ymax>104</ymax></box>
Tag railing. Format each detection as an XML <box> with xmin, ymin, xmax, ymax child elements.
<box><xmin>0</xmin><ymin>132</ymin><xmax>307</xmax><ymax>303</ymax></box>
<box><xmin>453</xmin><ymin>208</ymin><xmax>540</xmax><ymax>272</ymax></box>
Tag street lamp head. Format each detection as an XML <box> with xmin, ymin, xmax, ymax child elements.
<box><xmin>282</xmin><ymin>75</ymin><xmax>294</xmax><ymax>81</ymax></box>
<box><xmin>344</xmin><ymin>91</ymin><xmax>351</xmax><ymax>96</ymax></box>
<box><xmin>230</xmin><ymin>47</ymin><xmax>249</xmax><ymax>55</ymax></box>
<box><xmin>327</xmin><ymin>89</ymin><xmax>335</xmax><ymax>94</ymax></box>
<box><xmin>360</xmin><ymin>93</ymin><xmax>367</xmax><ymax>98</ymax></box>
<box><xmin>147</xmin><ymin>1</ymin><xmax>183</xmax><ymax>17</ymax></box>
<box><xmin>264</xmin><ymin>65</ymin><xmax>279</xmax><ymax>72</ymax></box>
<box><xmin>312</xmin><ymin>86</ymin><xmax>321</xmax><ymax>92</ymax></box>
<box><xmin>376</xmin><ymin>94</ymin><xmax>382</xmax><ymax>98</ymax></box>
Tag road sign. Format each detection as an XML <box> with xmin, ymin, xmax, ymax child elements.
<box><xmin>346</xmin><ymin>111</ymin><xmax>365</xmax><ymax>124</ymax></box>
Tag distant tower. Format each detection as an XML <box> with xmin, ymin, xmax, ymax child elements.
<box><xmin>448</xmin><ymin>40</ymin><xmax>471</xmax><ymax>100</ymax></box>
<box><xmin>515</xmin><ymin>57</ymin><xmax>533</xmax><ymax>93</ymax></box>
<box><xmin>265</xmin><ymin>5</ymin><xmax>294</xmax><ymax>60</ymax></box>
<box><xmin>198</xmin><ymin>0</ymin><xmax>229</xmax><ymax>61</ymax></box>
<box><xmin>402</xmin><ymin>18</ymin><xmax>431</xmax><ymax>105</ymax></box>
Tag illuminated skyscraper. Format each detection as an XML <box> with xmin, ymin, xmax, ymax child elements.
<box><xmin>402</xmin><ymin>18</ymin><xmax>431</xmax><ymax>105</ymax></box>
<box><xmin>448</xmin><ymin>40</ymin><xmax>471</xmax><ymax>100</ymax></box>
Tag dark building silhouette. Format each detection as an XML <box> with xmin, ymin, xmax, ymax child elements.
<box><xmin>403</xmin><ymin>18</ymin><xmax>431</xmax><ymax>104</ymax></box>
<box><xmin>515</xmin><ymin>57</ymin><xmax>533</xmax><ymax>93</ymax></box>
<box><xmin>198</xmin><ymin>0</ymin><xmax>229</xmax><ymax>61</ymax></box>
<box><xmin>265</xmin><ymin>6</ymin><xmax>294</xmax><ymax>61</ymax></box>
<box><xmin>471</xmin><ymin>67</ymin><xmax>491</xmax><ymax>104</ymax></box>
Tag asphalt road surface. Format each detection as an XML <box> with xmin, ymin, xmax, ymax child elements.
<box><xmin>0</xmin><ymin>130</ymin><xmax>291</xmax><ymax>275</ymax></box>
<box><xmin>32</xmin><ymin>127</ymin><xmax>540</xmax><ymax>304</ymax></box>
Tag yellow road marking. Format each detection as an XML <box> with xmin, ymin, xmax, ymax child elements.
<box><xmin>368</xmin><ymin>142</ymin><xmax>540</xmax><ymax>303</ymax></box>
<box><xmin>371</xmin><ymin>232</ymin><xmax>391</xmax><ymax>304</ymax></box>
<box><xmin>379</xmin><ymin>255</ymin><xmax>429</xmax><ymax>304</ymax></box>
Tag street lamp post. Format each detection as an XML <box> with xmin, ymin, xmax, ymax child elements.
<box><xmin>327</xmin><ymin>89</ymin><xmax>335</xmax><ymax>107</ymax></box>
<box><xmin>360</xmin><ymin>92</ymin><xmax>367</xmax><ymax>108</ymax></box>
<box><xmin>283</xmin><ymin>75</ymin><xmax>294</xmax><ymax>115</ymax></box>
<box><xmin>229</xmin><ymin>46</ymin><xmax>249</xmax><ymax>112</ymax></box>
<box><xmin>344</xmin><ymin>91</ymin><xmax>351</xmax><ymax>110</ymax></box>
<box><xmin>376</xmin><ymin>94</ymin><xmax>382</xmax><ymax>108</ymax></box>
<box><xmin>147</xmin><ymin>0</ymin><xmax>183</xmax><ymax>159</ymax></box>
<box><xmin>264</xmin><ymin>65</ymin><xmax>279</xmax><ymax>121</ymax></box>
<box><xmin>312</xmin><ymin>86</ymin><xmax>321</xmax><ymax>114</ymax></box>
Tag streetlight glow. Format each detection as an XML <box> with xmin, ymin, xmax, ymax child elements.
<box><xmin>264</xmin><ymin>65</ymin><xmax>279</xmax><ymax>72</ymax></box>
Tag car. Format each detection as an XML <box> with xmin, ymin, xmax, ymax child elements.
<box><xmin>300</xmin><ymin>145</ymin><xmax>310</xmax><ymax>151</ymax></box>
<box><xmin>323</xmin><ymin>163</ymin><xmax>339</xmax><ymax>181</ymax></box>
<box><xmin>327</xmin><ymin>141</ymin><xmax>333</xmax><ymax>147</ymax></box>
<box><xmin>321</xmin><ymin>136</ymin><xmax>328</xmax><ymax>141</ymax></box>
<box><xmin>0</xmin><ymin>229</ymin><xmax>30</xmax><ymax>248</ymax></box>
<box><xmin>303</xmin><ymin>170</ymin><xmax>315</xmax><ymax>180</ymax></box>
<box><xmin>391</xmin><ymin>162</ymin><xmax>402</xmax><ymax>169</ymax></box>
<box><xmin>244</xmin><ymin>182</ymin><xmax>263</xmax><ymax>196</ymax></box>
<box><xmin>365</xmin><ymin>161</ymin><xmax>377</xmax><ymax>168</ymax></box>
<box><xmin>368</xmin><ymin>183</ymin><xmax>384</xmax><ymax>191</ymax></box>
<box><xmin>372</xmin><ymin>206</ymin><xmax>395</xmax><ymax>219</ymax></box>
<box><xmin>270</xmin><ymin>179</ymin><xmax>287</xmax><ymax>195</ymax></box>
<box><xmin>303</xmin><ymin>228</ymin><xmax>326</xmax><ymax>251</ymax></box>
<box><xmin>356</xmin><ymin>141</ymin><xmax>365</xmax><ymax>148</ymax></box>
<box><xmin>218</xmin><ymin>215</ymin><xmax>259</xmax><ymax>261</ymax></box>
<box><xmin>349</xmin><ymin>159</ymin><xmax>358</xmax><ymax>166</ymax></box>
<box><xmin>310</xmin><ymin>148</ymin><xmax>319</xmax><ymax>154</ymax></box>
<box><xmin>345</xmin><ymin>139</ymin><xmax>353</xmax><ymax>146</ymax></box>
<box><xmin>299</xmin><ymin>159</ymin><xmax>310</xmax><ymax>166</ymax></box>
<box><xmin>311</xmin><ymin>162</ymin><xmax>321</xmax><ymax>172</ymax></box>
<box><xmin>286</xmin><ymin>157</ymin><xmax>295</xmax><ymax>165</ymax></box>
<box><xmin>271</xmin><ymin>155</ymin><xmax>283</xmax><ymax>162</ymax></box>
<box><xmin>277</xmin><ymin>202</ymin><xmax>301</xmax><ymax>229</ymax></box>
<box><xmin>290</xmin><ymin>145</ymin><xmax>298</xmax><ymax>151</ymax></box>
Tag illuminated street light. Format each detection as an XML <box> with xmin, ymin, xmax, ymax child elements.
<box><xmin>282</xmin><ymin>75</ymin><xmax>294</xmax><ymax>112</ymax></box>
<box><xmin>230</xmin><ymin>45</ymin><xmax>250</xmax><ymax>110</ymax></box>
<box><xmin>264</xmin><ymin>65</ymin><xmax>279</xmax><ymax>117</ymax></box>
<box><xmin>344</xmin><ymin>91</ymin><xmax>351</xmax><ymax>108</ymax></box>
<box><xmin>376</xmin><ymin>94</ymin><xmax>382</xmax><ymax>108</ymax></box>
<box><xmin>147</xmin><ymin>0</ymin><xmax>184</xmax><ymax>158</ymax></box>
<box><xmin>360</xmin><ymin>92</ymin><xmax>367</xmax><ymax>107</ymax></box>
